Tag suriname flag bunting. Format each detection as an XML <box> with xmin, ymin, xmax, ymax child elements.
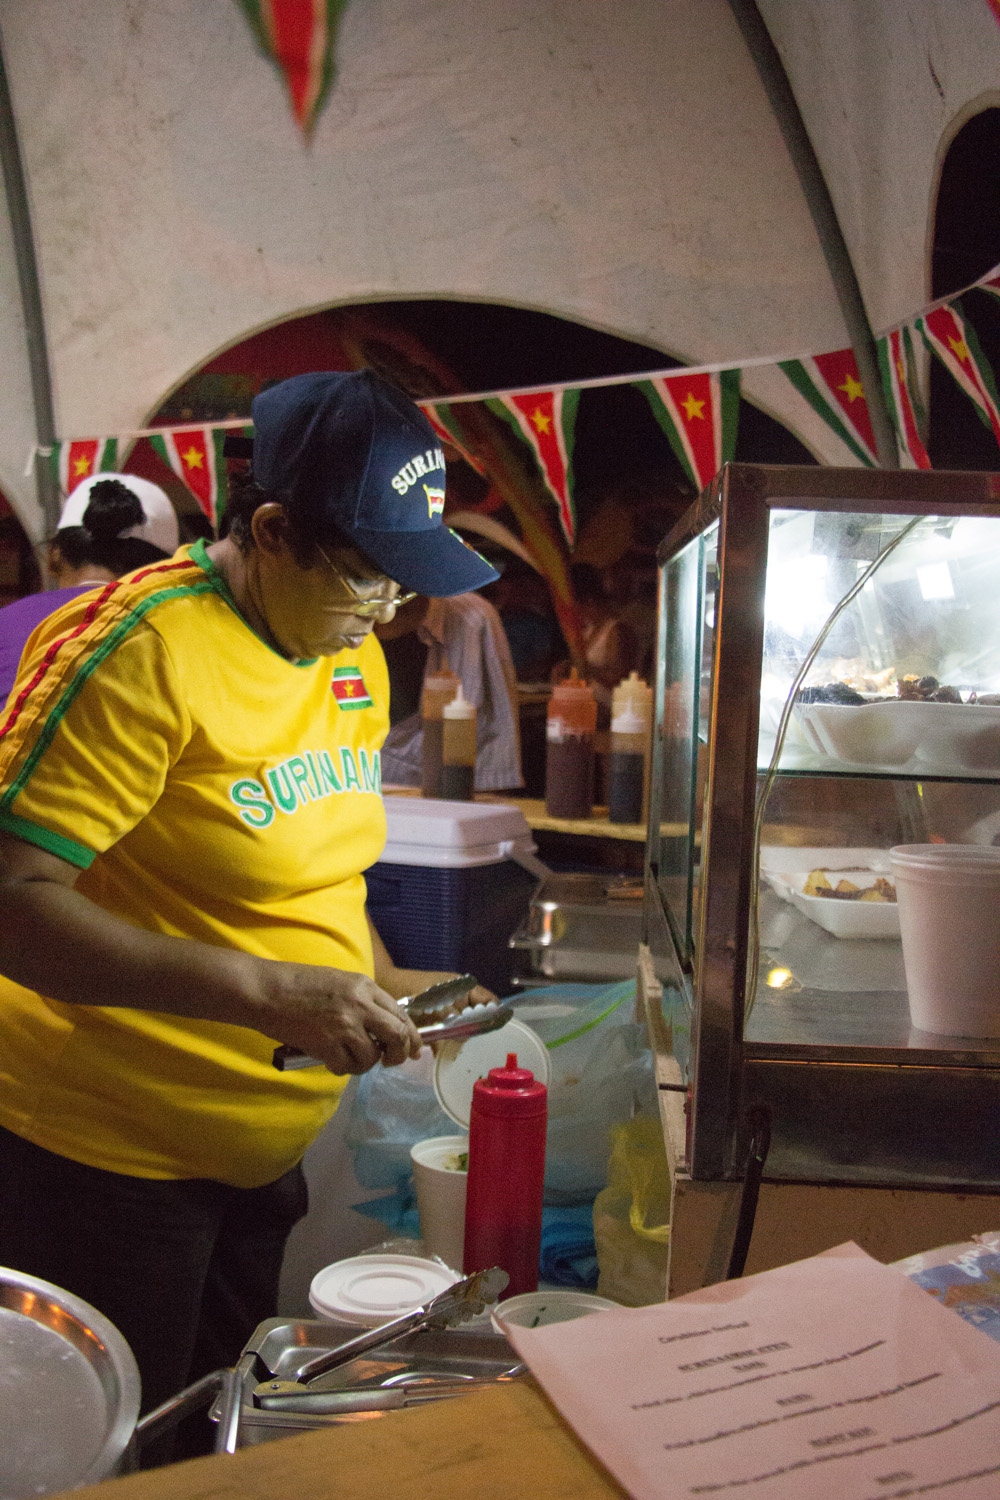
<box><xmin>331</xmin><ymin>666</ymin><xmax>373</xmax><ymax>709</ymax></box>
<box><xmin>877</xmin><ymin>324</ymin><xmax>930</xmax><ymax>470</ymax></box>
<box><xmin>150</xmin><ymin>427</ymin><xmax>229</xmax><ymax>530</ymax></box>
<box><xmin>917</xmin><ymin>301</ymin><xmax>1000</xmax><ymax>452</ymax></box>
<box><xmin>636</xmin><ymin>368</ymin><xmax>740</xmax><ymax>493</ymax></box>
<box><xmin>237</xmin><ymin>0</ymin><xmax>348</xmax><ymax>137</ymax></box>
<box><xmin>486</xmin><ymin>390</ymin><xmax>581</xmax><ymax>547</ymax></box>
<box><xmin>51</xmin><ymin>438</ymin><xmax>119</xmax><ymax>495</ymax></box>
<box><xmin>779</xmin><ymin>349</ymin><xmax>878</xmax><ymax>467</ymax></box>
<box><xmin>420</xmin><ymin>402</ymin><xmax>487</xmax><ymax>476</ymax></box>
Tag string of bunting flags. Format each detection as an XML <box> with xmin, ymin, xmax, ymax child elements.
<box><xmin>36</xmin><ymin>259</ymin><xmax>1000</xmax><ymax>547</ymax></box>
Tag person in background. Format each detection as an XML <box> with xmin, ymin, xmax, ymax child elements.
<box><xmin>376</xmin><ymin>589</ymin><xmax>523</xmax><ymax>791</ymax></box>
<box><xmin>482</xmin><ymin>560</ymin><xmax>562</xmax><ymax>683</ymax></box>
<box><xmin>566</xmin><ymin>561</ymin><xmax>639</xmax><ymax>697</ymax></box>
<box><xmin>0</xmin><ymin>474</ymin><xmax>179</xmax><ymax>702</ymax></box>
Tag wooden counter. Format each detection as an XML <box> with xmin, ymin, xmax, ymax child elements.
<box><xmin>65</xmin><ymin>1382</ymin><xmax>627</xmax><ymax>1500</ymax></box>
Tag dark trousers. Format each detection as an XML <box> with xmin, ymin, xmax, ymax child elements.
<box><xmin>0</xmin><ymin>1126</ymin><xmax>307</xmax><ymax>1420</ymax></box>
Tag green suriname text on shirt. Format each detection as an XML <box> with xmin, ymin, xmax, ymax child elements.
<box><xmin>229</xmin><ymin>748</ymin><xmax>381</xmax><ymax>829</ymax></box>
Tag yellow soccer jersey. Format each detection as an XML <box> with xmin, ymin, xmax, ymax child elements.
<box><xmin>0</xmin><ymin>541</ymin><xmax>389</xmax><ymax>1187</ymax></box>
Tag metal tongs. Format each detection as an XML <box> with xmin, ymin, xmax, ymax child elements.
<box><xmin>273</xmin><ymin>973</ymin><xmax>513</xmax><ymax>1070</ymax></box>
<box><xmin>251</xmin><ymin>1266</ymin><xmax>511</xmax><ymax>1407</ymax></box>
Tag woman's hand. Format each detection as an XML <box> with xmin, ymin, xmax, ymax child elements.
<box><xmin>247</xmin><ymin>960</ymin><xmax>423</xmax><ymax>1074</ymax></box>
<box><xmin>0</xmin><ymin>834</ymin><xmax>421</xmax><ymax>1074</ymax></box>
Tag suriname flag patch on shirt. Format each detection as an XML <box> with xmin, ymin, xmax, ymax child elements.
<box><xmin>331</xmin><ymin>666</ymin><xmax>374</xmax><ymax>710</ymax></box>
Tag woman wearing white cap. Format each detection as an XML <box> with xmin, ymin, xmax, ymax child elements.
<box><xmin>0</xmin><ymin>473</ymin><xmax>180</xmax><ymax>702</ymax></box>
<box><xmin>0</xmin><ymin>371</ymin><xmax>498</xmax><ymax>1455</ymax></box>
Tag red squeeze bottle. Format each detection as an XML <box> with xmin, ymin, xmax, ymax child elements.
<box><xmin>462</xmin><ymin>1053</ymin><xmax>547</xmax><ymax>1296</ymax></box>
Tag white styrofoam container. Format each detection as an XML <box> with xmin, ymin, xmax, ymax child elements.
<box><xmin>380</xmin><ymin>796</ymin><xmax>537</xmax><ymax>869</ymax></box>
<box><xmin>793</xmin><ymin>700</ymin><xmax>1000</xmax><ymax>773</ymax></box>
<box><xmin>760</xmin><ymin>847</ymin><xmax>899</xmax><ymax>940</ymax></box>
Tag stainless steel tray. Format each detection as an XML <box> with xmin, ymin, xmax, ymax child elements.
<box><xmin>230</xmin><ymin>1318</ymin><xmax>519</xmax><ymax>1446</ymax></box>
<box><xmin>510</xmin><ymin>872</ymin><xmax>643</xmax><ymax>980</ymax></box>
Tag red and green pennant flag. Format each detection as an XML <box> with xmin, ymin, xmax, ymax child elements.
<box><xmin>636</xmin><ymin>368</ymin><xmax>740</xmax><ymax>493</ymax></box>
<box><xmin>486</xmin><ymin>390</ymin><xmax>581</xmax><ymax>547</ymax></box>
<box><xmin>978</xmin><ymin>268</ymin><xmax>1000</xmax><ymax>300</ymax></box>
<box><xmin>419</xmin><ymin>402</ymin><xmax>487</xmax><ymax>476</ymax></box>
<box><xmin>51</xmin><ymin>437</ymin><xmax>118</xmax><ymax>495</ymax></box>
<box><xmin>237</xmin><ymin>0</ymin><xmax>347</xmax><ymax>138</ymax></box>
<box><xmin>877</xmin><ymin>324</ymin><xmax>931</xmax><ymax>470</ymax></box>
<box><xmin>917</xmin><ymin>301</ymin><xmax>1000</xmax><ymax>451</ymax></box>
<box><xmin>331</xmin><ymin>665</ymin><xmax>373</xmax><ymax>709</ymax></box>
<box><xmin>779</xmin><ymin>349</ymin><xmax>877</xmax><ymax>466</ymax></box>
<box><xmin>150</xmin><ymin>427</ymin><xmax>228</xmax><ymax>530</ymax></box>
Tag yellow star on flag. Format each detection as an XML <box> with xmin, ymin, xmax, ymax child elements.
<box><xmin>948</xmin><ymin>335</ymin><xmax>969</xmax><ymax>362</ymax></box>
<box><xmin>896</xmin><ymin>358</ymin><xmax>906</xmax><ymax>382</ymax></box>
<box><xmin>682</xmin><ymin>392</ymin><xmax>705</xmax><ymax>421</ymax></box>
<box><xmin>343</xmin><ymin>681</ymin><xmax>355</xmax><ymax>696</ymax></box>
<box><xmin>838</xmin><ymin>374</ymin><xmax>865</xmax><ymax>403</ymax></box>
<box><xmin>73</xmin><ymin>455</ymin><xmax>92</xmax><ymax>476</ymax></box>
<box><xmin>181</xmin><ymin>446</ymin><xmax>204</xmax><ymax>469</ymax></box>
<box><xmin>530</xmin><ymin>407</ymin><xmax>551</xmax><ymax>435</ymax></box>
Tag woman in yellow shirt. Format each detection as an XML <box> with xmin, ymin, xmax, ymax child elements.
<box><xmin>0</xmin><ymin>370</ymin><xmax>497</xmax><ymax>1432</ymax></box>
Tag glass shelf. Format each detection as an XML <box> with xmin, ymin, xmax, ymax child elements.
<box><xmin>745</xmin><ymin>890</ymin><xmax>1000</xmax><ymax>1068</ymax></box>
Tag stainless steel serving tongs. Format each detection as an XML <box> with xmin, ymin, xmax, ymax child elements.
<box><xmin>251</xmin><ymin>1266</ymin><xmax>511</xmax><ymax>1405</ymax></box>
<box><xmin>272</xmin><ymin>974</ymin><xmax>513</xmax><ymax>1070</ymax></box>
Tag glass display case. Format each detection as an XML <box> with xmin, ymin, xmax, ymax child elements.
<box><xmin>645</xmin><ymin>464</ymin><xmax>1000</xmax><ymax>1190</ymax></box>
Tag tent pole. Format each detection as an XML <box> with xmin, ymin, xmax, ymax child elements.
<box><xmin>727</xmin><ymin>0</ymin><xmax>900</xmax><ymax>469</ymax></box>
<box><xmin>0</xmin><ymin>23</ymin><xmax>61</xmax><ymax>539</ymax></box>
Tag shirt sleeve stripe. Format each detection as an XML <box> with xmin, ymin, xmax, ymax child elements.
<box><xmin>0</xmin><ymin>576</ymin><xmax>214</xmax><ymax>818</ymax></box>
<box><xmin>0</xmin><ymin>559</ymin><xmax>193</xmax><ymax>746</ymax></box>
<box><xmin>0</xmin><ymin>809</ymin><xmax>96</xmax><ymax>868</ymax></box>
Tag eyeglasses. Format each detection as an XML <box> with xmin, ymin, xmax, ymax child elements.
<box><xmin>314</xmin><ymin>544</ymin><xmax>417</xmax><ymax>618</ymax></box>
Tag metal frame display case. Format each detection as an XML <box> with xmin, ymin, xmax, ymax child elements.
<box><xmin>644</xmin><ymin>464</ymin><xmax>1000</xmax><ymax>1191</ymax></box>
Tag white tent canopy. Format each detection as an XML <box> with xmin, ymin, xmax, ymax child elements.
<box><xmin>1</xmin><ymin>0</ymin><xmax>998</xmax><ymax>538</ymax></box>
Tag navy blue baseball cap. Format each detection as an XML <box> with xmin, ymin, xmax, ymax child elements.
<box><xmin>251</xmin><ymin>370</ymin><xmax>498</xmax><ymax>597</ymax></box>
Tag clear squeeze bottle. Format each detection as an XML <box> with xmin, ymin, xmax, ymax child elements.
<box><xmin>440</xmin><ymin>684</ymin><xmax>477</xmax><ymax>801</ymax></box>
<box><xmin>544</xmin><ymin>669</ymin><xmax>597</xmax><ymax>819</ymax></box>
<box><xmin>607</xmin><ymin>671</ymin><xmax>653</xmax><ymax>824</ymax></box>
<box><xmin>462</xmin><ymin>1053</ymin><xmax>547</xmax><ymax>1296</ymax></box>
<box><xmin>420</xmin><ymin>666</ymin><xmax>459</xmax><ymax>796</ymax></box>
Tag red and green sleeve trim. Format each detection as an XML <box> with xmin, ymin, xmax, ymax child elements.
<box><xmin>0</xmin><ymin>567</ymin><xmax>214</xmax><ymax>851</ymax></box>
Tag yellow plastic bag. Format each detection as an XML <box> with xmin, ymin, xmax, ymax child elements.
<box><xmin>593</xmin><ymin>1116</ymin><xmax>671</xmax><ymax>1306</ymax></box>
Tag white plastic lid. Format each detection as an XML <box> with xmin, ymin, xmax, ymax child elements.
<box><xmin>380</xmin><ymin>796</ymin><xmax>536</xmax><ymax>868</ymax></box>
<box><xmin>433</xmin><ymin>1018</ymin><xmax>551</xmax><ymax>1127</ymax></box>
<box><xmin>308</xmin><ymin>1254</ymin><xmax>459</xmax><ymax>1326</ymax></box>
<box><xmin>442</xmin><ymin>684</ymin><xmax>476</xmax><ymax>719</ymax></box>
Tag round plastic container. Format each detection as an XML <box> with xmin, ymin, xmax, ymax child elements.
<box><xmin>491</xmin><ymin>1289</ymin><xmax>620</xmax><ymax>1334</ymax></box>
<box><xmin>410</xmin><ymin>1135</ymin><xmax>469</xmax><ymax>1273</ymax></box>
<box><xmin>890</xmin><ymin>843</ymin><xmax>1000</xmax><ymax>1038</ymax></box>
<box><xmin>308</xmin><ymin>1254</ymin><xmax>459</xmax><ymax>1326</ymax></box>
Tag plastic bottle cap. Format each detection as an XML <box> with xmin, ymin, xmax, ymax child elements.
<box><xmin>611</xmin><ymin>706</ymin><xmax>647</xmax><ymax>734</ymax></box>
<box><xmin>443</xmin><ymin>683</ymin><xmax>476</xmax><ymax>719</ymax></box>
<box><xmin>486</xmin><ymin>1053</ymin><xmax>537</xmax><ymax>1088</ymax></box>
<box><xmin>553</xmin><ymin>669</ymin><xmax>595</xmax><ymax>698</ymax></box>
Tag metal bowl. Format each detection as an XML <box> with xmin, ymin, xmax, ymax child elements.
<box><xmin>0</xmin><ymin>1266</ymin><xmax>141</xmax><ymax>1497</ymax></box>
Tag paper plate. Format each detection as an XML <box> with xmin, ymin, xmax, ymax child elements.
<box><xmin>308</xmin><ymin>1253</ymin><xmax>459</xmax><ymax>1327</ymax></box>
<box><xmin>433</xmin><ymin>1018</ymin><xmax>551</xmax><ymax>1128</ymax></box>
